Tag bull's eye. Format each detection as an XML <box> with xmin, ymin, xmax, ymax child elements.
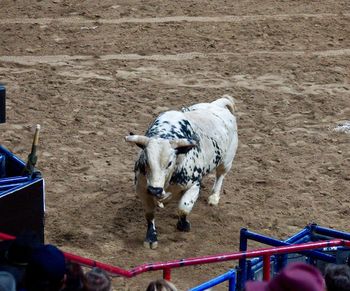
<box><xmin>167</xmin><ymin>161</ymin><xmax>173</xmax><ymax>168</ymax></box>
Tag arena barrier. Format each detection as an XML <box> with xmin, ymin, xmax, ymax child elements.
<box><xmin>0</xmin><ymin>145</ymin><xmax>45</xmax><ymax>242</ymax></box>
<box><xmin>1</xmin><ymin>231</ymin><xmax>349</xmax><ymax>291</ymax></box>
<box><xmin>237</xmin><ymin>223</ymin><xmax>350</xmax><ymax>290</ymax></box>
<box><xmin>188</xmin><ymin>269</ymin><xmax>236</xmax><ymax>291</ymax></box>
<box><xmin>0</xmin><ymin>85</ymin><xmax>44</xmax><ymax>242</ymax></box>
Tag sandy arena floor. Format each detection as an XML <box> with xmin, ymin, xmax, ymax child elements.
<box><xmin>0</xmin><ymin>1</ymin><xmax>349</xmax><ymax>290</ymax></box>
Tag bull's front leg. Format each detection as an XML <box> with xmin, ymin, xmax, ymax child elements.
<box><xmin>136</xmin><ymin>176</ymin><xmax>158</xmax><ymax>249</ymax></box>
<box><xmin>141</xmin><ymin>195</ymin><xmax>158</xmax><ymax>249</ymax></box>
<box><xmin>177</xmin><ymin>182</ymin><xmax>200</xmax><ymax>232</ymax></box>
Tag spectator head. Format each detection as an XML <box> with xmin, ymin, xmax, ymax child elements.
<box><xmin>64</xmin><ymin>262</ymin><xmax>85</xmax><ymax>291</ymax></box>
<box><xmin>245</xmin><ymin>262</ymin><xmax>325</xmax><ymax>291</ymax></box>
<box><xmin>83</xmin><ymin>267</ymin><xmax>111</xmax><ymax>291</ymax></box>
<box><xmin>324</xmin><ymin>263</ymin><xmax>350</xmax><ymax>291</ymax></box>
<box><xmin>0</xmin><ymin>271</ymin><xmax>16</xmax><ymax>291</ymax></box>
<box><xmin>146</xmin><ymin>279</ymin><xmax>177</xmax><ymax>291</ymax></box>
<box><xmin>25</xmin><ymin>244</ymin><xmax>66</xmax><ymax>291</ymax></box>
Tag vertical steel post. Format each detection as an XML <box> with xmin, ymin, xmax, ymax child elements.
<box><xmin>238</xmin><ymin>228</ymin><xmax>248</xmax><ymax>290</ymax></box>
<box><xmin>163</xmin><ymin>268</ymin><xmax>171</xmax><ymax>281</ymax></box>
<box><xmin>263</xmin><ymin>255</ymin><xmax>271</xmax><ymax>281</ymax></box>
<box><xmin>228</xmin><ymin>271</ymin><xmax>236</xmax><ymax>291</ymax></box>
<box><xmin>246</xmin><ymin>260</ymin><xmax>253</xmax><ymax>280</ymax></box>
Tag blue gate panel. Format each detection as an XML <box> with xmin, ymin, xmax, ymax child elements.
<box><xmin>0</xmin><ymin>145</ymin><xmax>45</xmax><ymax>242</ymax></box>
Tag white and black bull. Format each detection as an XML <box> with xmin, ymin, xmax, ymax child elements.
<box><xmin>125</xmin><ymin>95</ymin><xmax>238</xmax><ymax>249</ymax></box>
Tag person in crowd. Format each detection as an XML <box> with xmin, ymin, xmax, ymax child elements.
<box><xmin>0</xmin><ymin>271</ymin><xmax>16</xmax><ymax>291</ymax></box>
<box><xmin>62</xmin><ymin>262</ymin><xmax>85</xmax><ymax>291</ymax></box>
<box><xmin>24</xmin><ymin>244</ymin><xmax>66</xmax><ymax>291</ymax></box>
<box><xmin>146</xmin><ymin>279</ymin><xmax>177</xmax><ymax>291</ymax></box>
<box><xmin>324</xmin><ymin>263</ymin><xmax>350</xmax><ymax>291</ymax></box>
<box><xmin>82</xmin><ymin>267</ymin><xmax>112</xmax><ymax>291</ymax></box>
<box><xmin>244</xmin><ymin>262</ymin><xmax>325</xmax><ymax>291</ymax></box>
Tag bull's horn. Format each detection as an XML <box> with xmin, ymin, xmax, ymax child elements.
<box><xmin>170</xmin><ymin>139</ymin><xmax>197</xmax><ymax>148</ymax></box>
<box><xmin>125</xmin><ymin>135</ymin><xmax>150</xmax><ymax>147</ymax></box>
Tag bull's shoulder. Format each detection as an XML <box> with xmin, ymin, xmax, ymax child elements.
<box><xmin>145</xmin><ymin>111</ymin><xmax>198</xmax><ymax>141</ymax></box>
<box><xmin>170</xmin><ymin>156</ymin><xmax>206</xmax><ymax>186</ymax></box>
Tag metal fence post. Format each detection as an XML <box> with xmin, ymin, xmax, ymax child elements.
<box><xmin>163</xmin><ymin>268</ymin><xmax>171</xmax><ymax>281</ymax></box>
<box><xmin>228</xmin><ymin>271</ymin><xmax>236</xmax><ymax>291</ymax></box>
<box><xmin>238</xmin><ymin>228</ymin><xmax>248</xmax><ymax>290</ymax></box>
<box><xmin>263</xmin><ymin>255</ymin><xmax>271</xmax><ymax>281</ymax></box>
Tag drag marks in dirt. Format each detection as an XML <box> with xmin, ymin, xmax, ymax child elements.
<box><xmin>0</xmin><ymin>13</ymin><xmax>349</xmax><ymax>25</ymax></box>
<box><xmin>1</xmin><ymin>51</ymin><xmax>350</xmax><ymax>97</ymax></box>
<box><xmin>51</xmin><ymin>65</ymin><xmax>350</xmax><ymax>98</ymax></box>
<box><xmin>2</xmin><ymin>48</ymin><xmax>350</xmax><ymax>65</ymax></box>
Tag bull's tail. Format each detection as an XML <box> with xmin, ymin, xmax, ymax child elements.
<box><xmin>211</xmin><ymin>95</ymin><xmax>237</xmax><ymax>114</ymax></box>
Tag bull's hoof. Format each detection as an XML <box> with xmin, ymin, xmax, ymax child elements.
<box><xmin>144</xmin><ymin>240</ymin><xmax>158</xmax><ymax>249</ymax></box>
<box><xmin>208</xmin><ymin>194</ymin><xmax>220</xmax><ymax>206</ymax></box>
<box><xmin>177</xmin><ymin>217</ymin><xmax>191</xmax><ymax>232</ymax></box>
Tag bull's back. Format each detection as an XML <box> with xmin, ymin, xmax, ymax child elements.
<box><xmin>184</xmin><ymin>105</ymin><xmax>237</xmax><ymax>141</ymax></box>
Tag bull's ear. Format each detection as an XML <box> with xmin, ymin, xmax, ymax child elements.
<box><xmin>125</xmin><ymin>135</ymin><xmax>149</xmax><ymax>149</ymax></box>
<box><xmin>170</xmin><ymin>139</ymin><xmax>197</xmax><ymax>155</ymax></box>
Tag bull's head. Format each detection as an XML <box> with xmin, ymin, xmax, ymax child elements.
<box><xmin>125</xmin><ymin>134</ymin><xmax>197</xmax><ymax>199</ymax></box>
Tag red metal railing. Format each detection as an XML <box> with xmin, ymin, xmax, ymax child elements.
<box><xmin>1</xmin><ymin>232</ymin><xmax>349</xmax><ymax>281</ymax></box>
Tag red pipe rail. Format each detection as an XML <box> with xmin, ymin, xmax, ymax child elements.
<box><xmin>1</xmin><ymin>232</ymin><xmax>349</xmax><ymax>281</ymax></box>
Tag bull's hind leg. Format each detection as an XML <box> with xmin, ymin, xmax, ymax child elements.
<box><xmin>208</xmin><ymin>164</ymin><xmax>232</xmax><ymax>206</ymax></box>
<box><xmin>177</xmin><ymin>183</ymin><xmax>200</xmax><ymax>232</ymax></box>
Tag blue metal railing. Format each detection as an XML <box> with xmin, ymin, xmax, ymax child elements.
<box><xmin>189</xmin><ymin>269</ymin><xmax>236</xmax><ymax>291</ymax></box>
<box><xmin>237</xmin><ymin>224</ymin><xmax>350</xmax><ymax>290</ymax></box>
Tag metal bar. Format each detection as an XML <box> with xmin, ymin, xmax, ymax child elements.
<box><xmin>243</xmin><ymin>230</ymin><xmax>335</xmax><ymax>263</ymax></box>
<box><xmin>246</xmin><ymin>259</ymin><xmax>253</xmax><ymax>280</ymax></box>
<box><xmin>0</xmin><ymin>232</ymin><xmax>348</xmax><ymax>279</ymax></box>
<box><xmin>163</xmin><ymin>268</ymin><xmax>171</xmax><ymax>281</ymax></box>
<box><xmin>189</xmin><ymin>269</ymin><xmax>236</xmax><ymax>291</ymax></box>
<box><xmin>0</xmin><ymin>232</ymin><xmax>15</xmax><ymax>240</ymax></box>
<box><xmin>63</xmin><ymin>250</ymin><xmax>133</xmax><ymax>278</ymax></box>
<box><xmin>251</xmin><ymin>235</ymin><xmax>311</xmax><ymax>273</ymax></box>
<box><xmin>250</xmin><ymin>230</ymin><xmax>311</xmax><ymax>268</ymax></box>
<box><xmin>0</xmin><ymin>176</ymin><xmax>29</xmax><ymax>185</ymax></box>
<box><xmin>314</xmin><ymin>225</ymin><xmax>350</xmax><ymax>241</ymax></box>
<box><xmin>0</xmin><ymin>145</ymin><xmax>26</xmax><ymax>166</ymax></box>
<box><xmin>0</xmin><ymin>182</ymin><xmax>26</xmax><ymax>191</ymax></box>
<box><xmin>286</xmin><ymin>227</ymin><xmax>311</xmax><ymax>243</ymax></box>
<box><xmin>263</xmin><ymin>255</ymin><xmax>271</xmax><ymax>281</ymax></box>
<box><xmin>129</xmin><ymin>240</ymin><xmax>348</xmax><ymax>277</ymax></box>
<box><xmin>229</xmin><ymin>271</ymin><xmax>236</xmax><ymax>291</ymax></box>
<box><xmin>238</xmin><ymin>228</ymin><xmax>248</xmax><ymax>291</ymax></box>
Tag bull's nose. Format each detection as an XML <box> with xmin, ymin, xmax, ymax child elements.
<box><xmin>147</xmin><ymin>186</ymin><xmax>163</xmax><ymax>197</ymax></box>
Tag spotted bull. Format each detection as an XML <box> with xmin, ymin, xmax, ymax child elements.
<box><xmin>125</xmin><ymin>95</ymin><xmax>238</xmax><ymax>248</ymax></box>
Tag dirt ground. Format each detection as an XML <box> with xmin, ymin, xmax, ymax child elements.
<box><xmin>0</xmin><ymin>1</ymin><xmax>349</xmax><ymax>290</ymax></box>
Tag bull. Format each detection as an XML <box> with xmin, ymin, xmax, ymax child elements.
<box><xmin>125</xmin><ymin>95</ymin><xmax>238</xmax><ymax>249</ymax></box>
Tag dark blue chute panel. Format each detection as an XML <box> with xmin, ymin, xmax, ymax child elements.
<box><xmin>0</xmin><ymin>145</ymin><xmax>44</xmax><ymax>242</ymax></box>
